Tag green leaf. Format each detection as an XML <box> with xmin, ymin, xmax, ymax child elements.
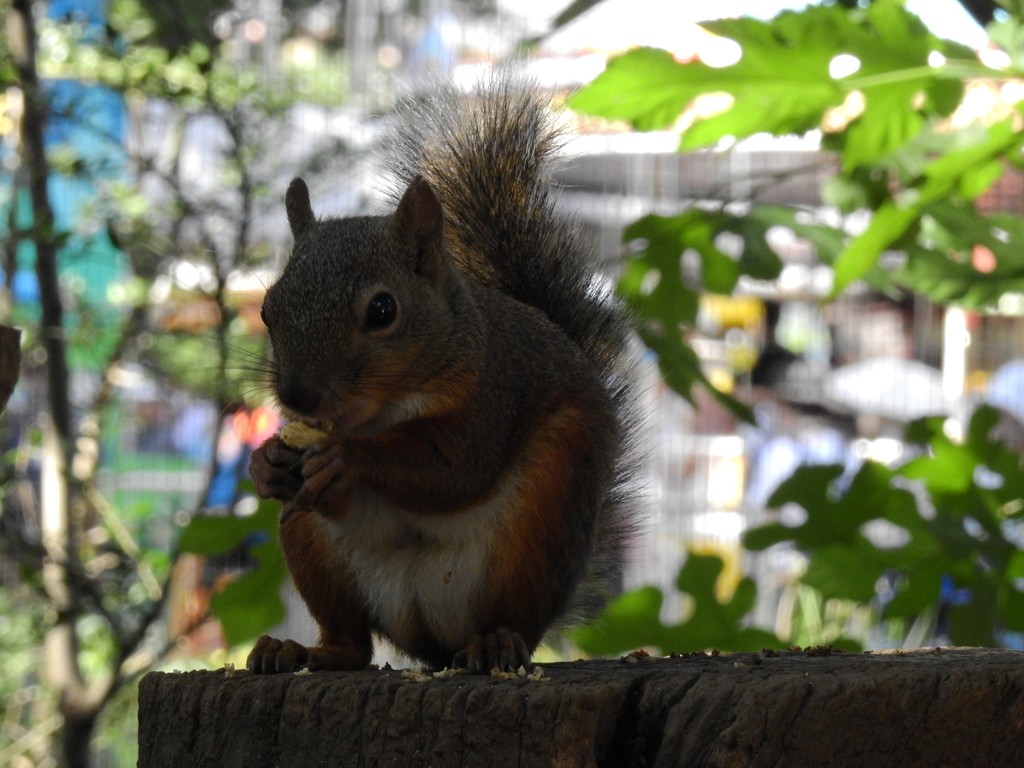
<box><xmin>177</xmin><ymin>503</ymin><xmax>272</xmax><ymax>556</ymax></box>
<box><xmin>959</xmin><ymin>159</ymin><xmax>1005</xmax><ymax>200</ymax></box>
<box><xmin>211</xmin><ymin>537</ymin><xmax>287</xmax><ymax>646</ymax></box>
<box><xmin>620</xmin><ymin>214</ymin><xmax>696</xmax><ymax>324</ymax></box>
<box><xmin>683</xmin><ymin>9</ymin><xmax>854</xmax><ymax>149</ymax></box>
<box><xmin>842</xmin><ymin>82</ymin><xmax>925</xmax><ymax>172</ymax></box>
<box><xmin>988</xmin><ymin>17</ymin><xmax>1024</xmax><ymax>71</ymax></box>
<box><xmin>637</xmin><ymin>326</ymin><xmax>755</xmax><ymax>423</ymax></box>
<box><xmin>750</xmin><ymin>459</ymin><xmax>942</xmax><ymax>609</ymax></box>
<box><xmin>802</xmin><ymin>543</ymin><xmax>886</xmax><ymax>602</ymax></box>
<box><xmin>762</xmin><ymin>463</ymin><xmax>879</xmax><ymax>547</ymax></box>
<box><xmin>901</xmin><ymin>406</ymin><xmax>1011</xmax><ymax>499</ymax></box>
<box><xmin>743</xmin><ymin>522</ymin><xmax>796</xmax><ymax>552</ymax></box>
<box><xmin>575</xmin><ymin>2</ymin><xmax>975</xmax><ymax>162</ymax></box>
<box><xmin>1007</xmin><ymin>551</ymin><xmax>1024</xmax><ymax>581</ymax></box>
<box><xmin>822</xmin><ymin>168</ymin><xmax>891</xmax><ymax>214</ymax></box>
<box><xmin>831</xmin><ymin>1</ymin><xmax>960</xmax><ymax>170</ymax></box>
<box><xmin>900</xmin><ymin>439</ymin><xmax>976</xmax><ymax>496</ymax></box>
<box><xmin>618</xmin><ymin>208</ymin><xmax>789</xmax><ymax>423</ymax></box>
<box><xmin>830</xmin><ymin>202</ymin><xmax>922</xmax><ymax>297</ymax></box>
<box><xmin>178</xmin><ymin>497</ymin><xmax>287</xmax><ymax>646</ymax></box>
<box><xmin>623</xmin><ymin>211</ymin><xmax>740</xmax><ymax>298</ymax></box>
<box><xmin>1000</xmin><ymin>584</ymin><xmax>1024</xmax><ymax>633</ymax></box>
<box><xmin>571</xmin><ymin>585</ymin><xmax>666</xmax><ymax>656</ymax></box>
<box><xmin>568</xmin><ymin>48</ymin><xmax>701</xmax><ymax>132</ymax></box>
<box><xmin>888</xmin><ymin>201</ymin><xmax>1024</xmax><ymax>310</ymax></box>
<box><xmin>885</xmin><ymin>558</ymin><xmax>946</xmax><ymax>617</ymax></box>
<box><xmin>830</xmin><ymin>117</ymin><xmax>1024</xmax><ymax>296</ymax></box>
<box><xmin>718</xmin><ymin>208</ymin><xmax>787</xmax><ymax>279</ymax></box>
<box><xmin>571</xmin><ymin>7</ymin><xmax>856</xmax><ymax>142</ymax></box>
<box><xmin>571</xmin><ymin>553</ymin><xmax>783</xmax><ymax>656</ymax></box>
<box><xmin>948</xmin><ymin>584</ymin><xmax>999</xmax><ymax>647</ymax></box>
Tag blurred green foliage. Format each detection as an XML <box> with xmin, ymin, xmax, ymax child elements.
<box><xmin>572</xmin><ymin>553</ymin><xmax>786</xmax><ymax>655</ymax></box>
<box><xmin>748</xmin><ymin>406</ymin><xmax>1024</xmax><ymax>647</ymax></box>
<box><xmin>572</xmin><ymin>0</ymin><xmax>1024</xmax><ymax>329</ymax></box>
<box><xmin>569</xmin><ymin>0</ymin><xmax>1024</xmax><ymax>656</ymax></box>
<box><xmin>177</xmin><ymin>485</ymin><xmax>287</xmax><ymax>647</ymax></box>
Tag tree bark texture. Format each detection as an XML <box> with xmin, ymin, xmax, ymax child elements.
<box><xmin>138</xmin><ymin>647</ymin><xmax>1024</xmax><ymax>768</ymax></box>
<box><xmin>9</xmin><ymin>0</ymin><xmax>71</xmax><ymax>441</ymax></box>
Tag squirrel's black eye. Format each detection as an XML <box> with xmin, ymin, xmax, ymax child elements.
<box><xmin>364</xmin><ymin>292</ymin><xmax>397</xmax><ymax>330</ymax></box>
<box><xmin>259</xmin><ymin>305</ymin><xmax>267</xmax><ymax>325</ymax></box>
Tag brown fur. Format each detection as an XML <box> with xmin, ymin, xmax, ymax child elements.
<box><xmin>481</xmin><ymin>396</ymin><xmax>615</xmax><ymax>650</ymax></box>
<box><xmin>278</xmin><ymin>507</ymin><xmax>372</xmax><ymax>669</ymax></box>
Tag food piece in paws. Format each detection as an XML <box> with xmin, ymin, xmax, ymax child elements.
<box><xmin>279</xmin><ymin>421</ymin><xmax>330</xmax><ymax>450</ymax></box>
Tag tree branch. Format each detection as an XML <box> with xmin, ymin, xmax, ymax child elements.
<box><xmin>9</xmin><ymin>0</ymin><xmax>73</xmax><ymax>445</ymax></box>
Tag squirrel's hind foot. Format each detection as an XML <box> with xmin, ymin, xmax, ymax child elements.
<box><xmin>247</xmin><ymin>634</ymin><xmax>371</xmax><ymax>674</ymax></box>
<box><xmin>452</xmin><ymin>628</ymin><xmax>533</xmax><ymax>674</ymax></box>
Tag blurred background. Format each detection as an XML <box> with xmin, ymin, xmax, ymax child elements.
<box><xmin>6</xmin><ymin>0</ymin><xmax>1024</xmax><ymax>765</ymax></box>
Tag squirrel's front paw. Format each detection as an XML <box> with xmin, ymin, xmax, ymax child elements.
<box><xmin>294</xmin><ymin>442</ymin><xmax>351</xmax><ymax>512</ymax></box>
<box><xmin>452</xmin><ymin>629</ymin><xmax>533</xmax><ymax>674</ymax></box>
<box><xmin>249</xmin><ymin>436</ymin><xmax>304</xmax><ymax>501</ymax></box>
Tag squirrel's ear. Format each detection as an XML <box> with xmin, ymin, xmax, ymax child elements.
<box><xmin>395</xmin><ymin>175</ymin><xmax>445</xmax><ymax>279</ymax></box>
<box><xmin>285</xmin><ymin>178</ymin><xmax>316</xmax><ymax>239</ymax></box>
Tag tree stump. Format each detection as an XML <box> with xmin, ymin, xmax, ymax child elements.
<box><xmin>138</xmin><ymin>647</ymin><xmax>1024</xmax><ymax>767</ymax></box>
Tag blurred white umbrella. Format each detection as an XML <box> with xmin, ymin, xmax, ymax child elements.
<box><xmin>823</xmin><ymin>357</ymin><xmax>948</xmax><ymax>421</ymax></box>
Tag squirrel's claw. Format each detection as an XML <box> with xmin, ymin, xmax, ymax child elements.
<box><xmin>452</xmin><ymin>629</ymin><xmax>533</xmax><ymax>674</ymax></box>
<box><xmin>247</xmin><ymin>634</ymin><xmax>372</xmax><ymax>673</ymax></box>
<box><xmin>250</xmin><ymin>435</ymin><xmax>349</xmax><ymax>512</ymax></box>
<box><xmin>250</xmin><ymin>436</ymin><xmax>304</xmax><ymax>501</ymax></box>
<box><xmin>247</xmin><ymin>635</ymin><xmax>310</xmax><ymax>674</ymax></box>
<box><xmin>295</xmin><ymin>443</ymin><xmax>351</xmax><ymax>512</ymax></box>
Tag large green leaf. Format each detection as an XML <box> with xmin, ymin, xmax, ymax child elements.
<box><xmin>572</xmin><ymin>9</ymin><xmax>849</xmax><ymax>144</ymax></box>
<box><xmin>209</xmin><ymin>531</ymin><xmax>287</xmax><ymax>646</ymax></box>
<box><xmin>567</xmin><ymin>47</ymin><xmax>711</xmax><ymax>132</ymax></box>
<box><xmin>571</xmin><ymin>1</ymin><xmax>981</xmax><ymax>163</ymax></box>
<box><xmin>178</xmin><ymin>494</ymin><xmax>287</xmax><ymax>646</ymax></box>
<box><xmin>757</xmin><ymin>461</ymin><xmax>917</xmax><ymax>548</ymax></box>
<box><xmin>834</xmin><ymin>0</ymin><xmax>963</xmax><ymax>170</ymax></box>
<box><xmin>801</xmin><ymin>543</ymin><xmax>890</xmax><ymax>602</ymax></box>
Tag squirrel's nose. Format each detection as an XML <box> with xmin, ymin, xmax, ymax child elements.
<box><xmin>278</xmin><ymin>379</ymin><xmax>320</xmax><ymax>415</ymax></box>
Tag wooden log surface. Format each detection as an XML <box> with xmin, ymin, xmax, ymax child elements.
<box><xmin>138</xmin><ymin>647</ymin><xmax>1024</xmax><ymax>768</ymax></box>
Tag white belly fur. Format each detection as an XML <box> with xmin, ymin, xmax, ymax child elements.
<box><xmin>323</xmin><ymin>474</ymin><xmax>519</xmax><ymax>652</ymax></box>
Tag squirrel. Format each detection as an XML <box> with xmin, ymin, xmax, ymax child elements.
<box><xmin>246</xmin><ymin>77</ymin><xmax>638</xmax><ymax>674</ymax></box>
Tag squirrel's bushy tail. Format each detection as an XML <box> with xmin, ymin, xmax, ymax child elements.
<box><xmin>380</xmin><ymin>74</ymin><xmax>641</xmax><ymax>624</ymax></box>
